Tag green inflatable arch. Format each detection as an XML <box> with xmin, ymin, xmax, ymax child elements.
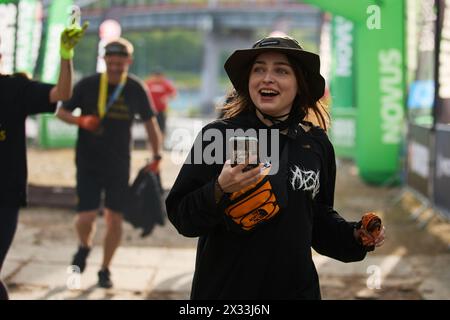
<box><xmin>301</xmin><ymin>0</ymin><xmax>406</xmax><ymax>185</ymax></box>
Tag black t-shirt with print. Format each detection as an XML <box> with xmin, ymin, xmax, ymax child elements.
<box><xmin>0</xmin><ymin>75</ymin><xmax>56</xmax><ymax>207</ymax></box>
<box><xmin>62</xmin><ymin>74</ymin><xmax>154</xmax><ymax>175</ymax></box>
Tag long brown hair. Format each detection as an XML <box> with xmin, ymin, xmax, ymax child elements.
<box><xmin>220</xmin><ymin>53</ymin><xmax>330</xmax><ymax>131</ymax></box>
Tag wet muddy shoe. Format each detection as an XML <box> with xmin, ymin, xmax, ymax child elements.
<box><xmin>98</xmin><ymin>268</ymin><xmax>113</xmax><ymax>289</ymax></box>
<box><xmin>71</xmin><ymin>245</ymin><xmax>91</xmax><ymax>273</ymax></box>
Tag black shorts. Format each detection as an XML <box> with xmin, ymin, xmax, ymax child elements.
<box><xmin>76</xmin><ymin>166</ymin><xmax>129</xmax><ymax>213</ymax></box>
<box><xmin>156</xmin><ymin>111</ymin><xmax>166</xmax><ymax>135</ymax></box>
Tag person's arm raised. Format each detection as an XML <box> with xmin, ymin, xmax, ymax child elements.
<box><xmin>49</xmin><ymin>22</ymin><xmax>88</xmax><ymax>103</ymax></box>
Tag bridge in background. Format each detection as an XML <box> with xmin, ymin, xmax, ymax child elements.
<box><xmin>68</xmin><ymin>0</ymin><xmax>322</xmax><ymax>114</ymax></box>
<box><xmin>78</xmin><ymin>2</ymin><xmax>320</xmax><ymax>31</ymax></box>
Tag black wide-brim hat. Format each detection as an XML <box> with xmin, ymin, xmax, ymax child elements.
<box><xmin>224</xmin><ymin>36</ymin><xmax>325</xmax><ymax>102</ymax></box>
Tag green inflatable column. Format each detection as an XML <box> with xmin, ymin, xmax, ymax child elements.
<box><xmin>0</xmin><ymin>0</ymin><xmax>18</xmax><ymax>74</ymax></box>
<box><xmin>39</xmin><ymin>0</ymin><xmax>77</xmax><ymax>148</ymax></box>
<box><xmin>330</xmin><ymin>15</ymin><xmax>356</xmax><ymax>158</ymax></box>
<box><xmin>0</xmin><ymin>0</ymin><xmax>41</xmax><ymax>76</ymax></box>
<box><xmin>302</xmin><ymin>0</ymin><xmax>406</xmax><ymax>185</ymax></box>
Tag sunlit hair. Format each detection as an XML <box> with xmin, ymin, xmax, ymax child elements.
<box><xmin>220</xmin><ymin>53</ymin><xmax>330</xmax><ymax>131</ymax></box>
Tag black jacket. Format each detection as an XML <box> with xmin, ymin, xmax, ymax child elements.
<box><xmin>166</xmin><ymin>111</ymin><xmax>367</xmax><ymax>300</ymax></box>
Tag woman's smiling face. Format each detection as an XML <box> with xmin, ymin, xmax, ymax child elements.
<box><xmin>248</xmin><ymin>51</ymin><xmax>298</xmax><ymax>118</ymax></box>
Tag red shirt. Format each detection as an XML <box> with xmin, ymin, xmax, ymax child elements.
<box><xmin>145</xmin><ymin>76</ymin><xmax>176</xmax><ymax>113</ymax></box>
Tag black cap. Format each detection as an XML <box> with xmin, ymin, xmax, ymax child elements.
<box><xmin>104</xmin><ymin>38</ymin><xmax>133</xmax><ymax>57</ymax></box>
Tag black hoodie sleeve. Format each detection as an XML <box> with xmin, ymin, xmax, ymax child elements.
<box><xmin>312</xmin><ymin>204</ymin><xmax>366</xmax><ymax>262</ymax></box>
<box><xmin>165</xmin><ymin>123</ymin><xmax>226</xmax><ymax>237</ymax></box>
<box><xmin>310</xmin><ymin>129</ymin><xmax>367</xmax><ymax>262</ymax></box>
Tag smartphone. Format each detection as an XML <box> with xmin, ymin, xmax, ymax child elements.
<box><xmin>229</xmin><ymin>136</ymin><xmax>258</xmax><ymax>171</ymax></box>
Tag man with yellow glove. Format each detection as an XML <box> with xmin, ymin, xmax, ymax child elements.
<box><xmin>0</xmin><ymin>23</ymin><xmax>87</xmax><ymax>300</ymax></box>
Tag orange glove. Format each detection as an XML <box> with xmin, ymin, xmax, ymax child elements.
<box><xmin>77</xmin><ymin>115</ymin><xmax>100</xmax><ymax>131</ymax></box>
<box><xmin>145</xmin><ymin>159</ymin><xmax>160</xmax><ymax>173</ymax></box>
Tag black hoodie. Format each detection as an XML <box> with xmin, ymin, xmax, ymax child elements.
<box><xmin>165</xmin><ymin>111</ymin><xmax>367</xmax><ymax>300</ymax></box>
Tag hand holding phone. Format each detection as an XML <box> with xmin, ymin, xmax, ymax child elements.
<box><xmin>229</xmin><ymin>136</ymin><xmax>258</xmax><ymax>172</ymax></box>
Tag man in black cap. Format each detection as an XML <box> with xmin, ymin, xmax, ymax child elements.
<box><xmin>56</xmin><ymin>37</ymin><xmax>163</xmax><ymax>289</ymax></box>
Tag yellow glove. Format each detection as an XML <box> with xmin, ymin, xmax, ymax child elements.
<box><xmin>60</xmin><ymin>21</ymin><xmax>89</xmax><ymax>60</ymax></box>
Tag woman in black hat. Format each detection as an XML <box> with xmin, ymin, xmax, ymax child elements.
<box><xmin>166</xmin><ymin>35</ymin><xmax>385</xmax><ymax>299</ymax></box>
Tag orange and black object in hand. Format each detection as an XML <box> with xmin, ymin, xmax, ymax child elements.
<box><xmin>356</xmin><ymin>212</ymin><xmax>382</xmax><ymax>250</ymax></box>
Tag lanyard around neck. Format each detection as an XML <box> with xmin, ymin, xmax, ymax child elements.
<box><xmin>97</xmin><ymin>72</ymin><xmax>127</xmax><ymax>119</ymax></box>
